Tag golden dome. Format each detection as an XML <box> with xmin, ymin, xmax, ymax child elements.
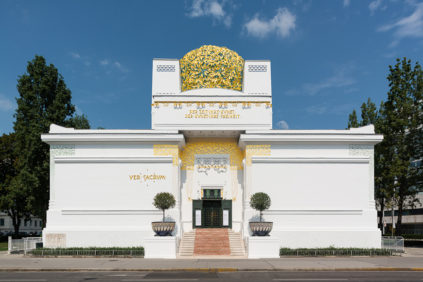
<box><xmin>180</xmin><ymin>45</ymin><xmax>244</xmax><ymax>92</ymax></box>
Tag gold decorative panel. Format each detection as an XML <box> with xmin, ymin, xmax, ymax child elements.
<box><xmin>245</xmin><ymin>145</ymin><xmax>271</xmax><ymax>166</ymax></box>
<box><xmin>180</xmin><ymin>138</ymin><xmax>243</xmax><ymax>170</ymax></box>
<box><xmin>180</xmin><ymin>45</ymin><xmax>244</xmax><ymax>92</ymax></box>
<box><xmin>153</xmin><ymin>144</ymin><xmax>179</xmax><ymax>166</ymax></box>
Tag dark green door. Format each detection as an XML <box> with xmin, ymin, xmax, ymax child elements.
<box><xmin>202</xmin><ymin>200</ymin><xmax>222</xmax><ymax>227</ymax></box>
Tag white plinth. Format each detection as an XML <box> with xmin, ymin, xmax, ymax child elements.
<box><xmin>144</xmin><ymin>236</ymin><xmax>177</xmax><ymax>259</ymax></box>
<box><xmin>248</xmin><ymin>236</ymin><xmax>280</xmax><ymax>258</ymax></box>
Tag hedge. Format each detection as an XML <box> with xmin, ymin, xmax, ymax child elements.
<box><xmin>280</xmin><ymin>247</ymin><xmax>395</xmax><ymax>256</ymax></box>
<box><xmin>30</xmin><ymin>247</ymin><xmax>144</xmax><ymax>257</ymax></box>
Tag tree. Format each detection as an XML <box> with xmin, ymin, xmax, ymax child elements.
<box><xmin>381</xmin><ymin>58</ymin><xmax>423</xmax><ymax>235</ymax></box>
<box><xmin>13</xmin><ymin>55</ymin><xmax>77</xmax><ymax>223</ymax></box>
<box><xmin>153</xmin><ymin>192</ymin><xmax>176</xmax><ymax>222</ymax></box>
<box><xmin>0</xmin><ymin>133</ymin><xmax>31</xmax><ymax>236</ymax></box>
<box><xmin>347</xmin><ymin>58</ymin><xmax>423</xmax><ymax>235</ymax></box>
<box><xmin>69</xmin><ymin>114</ymin><xmax>90</xmax><ymax>129</ymax></box>
<box><xmin>360</xmin><ymin>98</ymin><xmax>378</xmax><ymax>126</ymax></box>
<box><xmin>250</xmin><ymin>192</ymin><xmax>271</xmax><ymax>222</ymax></box>
<box><xmin>347</xmin><ymin>110</ymin><xmax>359</xmax><ymax>129</ymax></box>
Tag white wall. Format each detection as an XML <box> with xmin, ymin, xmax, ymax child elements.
<box><xmin>243</xmin><ymin>142</ymin><xmax>381</xmax><ymax>248</ymax></box>
<box><xmin>44</xmin><ymin>142</ymin><xmax>181</xmax><ymax>248</ymax></box>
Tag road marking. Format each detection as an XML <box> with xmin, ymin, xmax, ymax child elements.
<box><xmin>273</xmin><ymin>279</ymin><xmax>348</xmax><ymax>281</ymax></box>
<box><xmin>0</xmin><ymin>280</ymin><xmax>47</xmax><ymax>282</ymax></box>
<box><xmin>122</xmin><ymin>279</ymin><xmax>198</xmax><ymax>282</ymax></box>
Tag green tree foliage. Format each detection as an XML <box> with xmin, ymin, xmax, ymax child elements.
<box><xmin>153</xmin><ymin>192</ymin><xmax>176</xmax><ymax>221</ymax></box>
<box><xmin>380</xmin><ymin>58</ymin><xmax>423</xmax><ymax>235</ymax></box>
<box><xmin>68</xmin><ymin>114</ymin><xmax>90</xmax><ymax>129</ymax></box>
<box><xmin>0</xmin><ymin>133</ymin><xmax>31</xmax><ymax>236</ymax></box>
<box><xmin>250</xmin><ymin>192</ymin><xmax>271</xmax><ymax>222</ymax></box>
<box><xmin>13</xmin><ymin>55</ymin><xmax>81</xmax><ymax>223</ymax></box>
<box><xmin>347</xmin><ymin>110</ymin><xmax>359</xmax><ymax>129</ymax></box>
<box><xmin>348</xmin><ymin>58</ymin><xmax>423</xmax><ymax>235</ymax></box>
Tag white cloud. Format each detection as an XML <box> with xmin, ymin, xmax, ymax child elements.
<box><xmin>187</xmin><ymin>0</ymin><xmax>232</xmax><ymax>27</ymax></box>
<box><xmin>378</xmin><ymin>3</ymin><xmax>423</xmax><ymax>42</ymax></box>
<box><xmin>306</xmin><ymin>103</ymin><xmax>353</xmax><ymax>115</ymax></box>
<box><xmin>276</xmin><ymin>120</ymin><xmax>289</xmax><ymax>129</ymax></box>
<box><xmin>369</xmin><ymin>0</ymin><xmax>383</xmax><ymax>14</ymax></box>
<box><xmin>287</xmin><ymin>65</ymin><xmax>356</xmax><ymax>96</ymax></box>
<box><xmin>306</xmin><ymin>104</ymin><xmax>328</xmax><ymax>115</ymax></box>
<box><xmin>100</xmin><ymin>59</ymin><xmax>109</xmax><ymax>66</ymax></box>
<box><xmin>0</xmin><ymin>94</ymin><xmax>14</xmax><ymax>111</ymax></box>
<box><xmin>70</xmin><ymin>52</ymin><xmax>81</xmax><ymax>59</ymax></box>
<box><xmin>113</xmin><ymin>61</ymin><xmax>129</xmax><ymax>73</ymax></box>
<box><xmin>244</xmin><ymin>8</ymin><xmax>296</xmax><ymax>39</ymax></box>
<box><xmin>343</xmin><ymin>0</ymin><xmax>350</xmax><ymax>7</ymax></box>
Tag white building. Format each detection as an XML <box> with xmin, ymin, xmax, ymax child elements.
<box><xmin>41</xmin><ymin>46</ymin><xmax>383</xmax><ymax>258</ymax></box>
<box><xmin>0</xmin><ymin>212</ymin><xmax>43</xmax><ymax>236</ymax></box>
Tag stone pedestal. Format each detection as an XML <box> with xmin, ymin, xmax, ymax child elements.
<box><xmin>248</xmin><ymin>236</ymin><xmax>280</xmax><ymax>258</ymax></box>
<box><xmin>144</xmin><ymin>236</ymin><xmax>177</xmax><ymax>259</ymax></box>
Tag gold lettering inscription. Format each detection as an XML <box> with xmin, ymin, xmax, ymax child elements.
<box><xmin>129</xmin><ymin>173</ymin><xmax>166</xmax><ymax>183</ymax></box>
<box><xmin>184</xmin><ymin>109</ymin><xmax>240</xmax><ymax>119</ymax></box>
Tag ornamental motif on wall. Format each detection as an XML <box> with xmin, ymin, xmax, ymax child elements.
<box><xmin>50</xmin><ymin>145</ymin><xmax>75</xmax><ymax>157</ymax></box>
<box><xmin>348</xmin><ymin>144</ymin><xmax>373</xmax><ymax>157</ymax></box>
<box><xmin>195</xmin><ymin>155</ymin><xmax>228</xmax><ymax>175</ymax></box>
<box><xmin>153</xmin><ymin>144</ymin><xmax>179</xmax><ymax>166</ymax></box>
<box><xmin>180</xmin><ymin>45</ymin><xmax>244</xmax><ymax>92</ymax></box>
<box><xmin>245</xmin><ymin>144</ymin><xmax>271</xmax><ymax>166</ymax></box>
<box><xmin>180</xmin><ymin>138</ymin><xmax>243</xmax><ymax>170</ymax></box>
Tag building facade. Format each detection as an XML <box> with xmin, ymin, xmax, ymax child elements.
<box><xmin>41</xmin><ymin>46</ymin><xmax>383</xmax><ymax>257</ymax></box>
<box><xmin>0</xmin><ymin>212</ymin><xmax>43</xmax><ymax>236</ymax></box>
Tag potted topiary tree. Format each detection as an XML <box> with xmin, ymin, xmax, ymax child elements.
<box><xmin>152</xmin><ymin>192</ymin><xmax>176</xmax><ymax>236</ymax></box>
<box><xmin>249</xmin><ymin>192</ymin><xmax>273</xmax><ymax>236</ymax></box>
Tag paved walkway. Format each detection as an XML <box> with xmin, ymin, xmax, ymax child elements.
<box><xmin>1</xmin><ymin>251</ymin><xmax>423</xmax><ymax>271</ymax></box>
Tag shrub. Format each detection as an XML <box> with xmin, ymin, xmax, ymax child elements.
<box><xmin>250</xmin><ymin>192</ymin><xmax>271</xmax><ymax>222</ymax></box>
<box><xmin>153</xmin><ymin>192</ymin><xmax>176</xmax><ymax>222</ymax></box>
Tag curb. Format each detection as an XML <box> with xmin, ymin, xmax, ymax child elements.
<box><xmin>1</xmin><ymin>267</ymin><xmax>423</xmax><ymax>272</ymax></box>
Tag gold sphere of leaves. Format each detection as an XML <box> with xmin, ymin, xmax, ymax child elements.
<box><xmin>180</xmin><ymin>45</ymin><xmax>244</xmax><ymax>92</ymax></box>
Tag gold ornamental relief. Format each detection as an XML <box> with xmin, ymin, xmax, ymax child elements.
<box><xmin>245</xmin><ymin>144</ymin><xmax>271</xmax><ymax>166</ymax></box>
<box><xmin>180</xmin><ymin>45</ymin><xmax>244</xmax><ymax>92</ymax></box>
<box><xmin>180</xmin><ymin>138</ymin><xmax>243</xmax><ymax>170</ymax></box>
<box><xmin>153</xmin><ymin>144</ymin><xmax>179</xmax><ymax>166</ymax></box>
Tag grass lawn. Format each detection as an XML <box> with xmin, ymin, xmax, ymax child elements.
<box><xmin>0</xmin><ymin>242</ymin><xmax>7</xmax><ymax>252</ymax></box>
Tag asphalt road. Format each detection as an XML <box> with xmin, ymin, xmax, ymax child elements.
<box><xmin>0</xmin><ymin>271</ymin><xmax>422</xmax><ymax>282</ymax></box>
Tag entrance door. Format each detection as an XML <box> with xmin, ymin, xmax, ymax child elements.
<box><xmin>202</xmin><ymin>200</ymin><xmax>222</xmax><ymax>228</ymax></box>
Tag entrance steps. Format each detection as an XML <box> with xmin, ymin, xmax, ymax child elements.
<box><xmin>228</xmin><ymin>230</ymin><xmax>246</xmax><ymax>256</ymax></box>
<box><xmin>178</xmin><ymin>229</ymin><xmax>246</xmax><ymax>257</ymax></box>
<box><xmin>178</xmin><ymin>231</ymin><xmax>195</xmax><ymax>256</ymax></box>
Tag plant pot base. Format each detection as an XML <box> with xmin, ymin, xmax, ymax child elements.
<box><xmin>152</xmin><ymin>222</ymin><xmax>175</xmax><ymax>236</ymax></box>
<box><xmin>249</xmin><ymin>222</ymin><xmax>273</xmax><ymax>236</ymax></box>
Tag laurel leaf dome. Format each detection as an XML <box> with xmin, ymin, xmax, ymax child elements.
<box><xmin>180</xmin><ymin>45</ymin><xmax>244</xmax><ymax>92</ymax></box>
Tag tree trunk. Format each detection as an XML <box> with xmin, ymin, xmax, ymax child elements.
<box><xmin>162</xmin><ymin>209</ymin><xmax>165</xmax><ymax>222</ymax></box>
<box><xmin>395</xmin><ymin>195</ymin><xmax>405</xmax><ymax>236</ymax></box>
<box><xmin>8</xmin><ymin>210</ymin><xmax>21</xmax><ymax>238</ymax></box>
<box><xmin>378</xmin><ymin>199</ymin><xmax>385</xmax><ymax>234</ymax></box>
<box><xmin>260</xmin><ymin>211</ymin><xmax>262</xmax><ymax>222</ymax></box>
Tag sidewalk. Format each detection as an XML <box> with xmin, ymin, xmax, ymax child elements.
<box><xmin>1</xmin><ymin>251</ymin><xmax>423</xmax><ymax>272</ymax></box>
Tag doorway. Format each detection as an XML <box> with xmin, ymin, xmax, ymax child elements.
<box><xmin>202</xmin><ymin>200</ymin><xmax>222</xmax><ymax>227</ymax></box>
<box><xmin>192</xmin><ymin>188</ymin><xmax>232</xmax><ymax>229</ymax></box>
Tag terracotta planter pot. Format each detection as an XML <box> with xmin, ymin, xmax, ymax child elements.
<box><xmin>249</xmin><ymin>221</ymin><xmax>273</xmax><ymax>236</ymax></box>
<box><xmin>152</xmin><ymin>222</ymin><xmax>175</xmax><ymax>236</ymax></box>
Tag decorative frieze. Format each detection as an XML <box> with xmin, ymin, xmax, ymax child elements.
<box><xmin>50</xmin><ymin>144</ymin><xmax>75</xmax><ymax>157</ymax></box>
<box><xmin>180</xmin><ymin>138</ymin><xmax>243</xmax><ymax>170</ymax></box>
<box><xmin>195</xmin><ymin>155</ymin><xmax>229</xmax><ymax>175</ymax></box>
<box><xmin>153</xmin><ymin>144</ymin><xmax>179</xmax><ymax>166</ymax></box>
<box><xmin>245</xmin><ymin>144</ymin><xmax>271</xmax><ymax>166</ymax></box>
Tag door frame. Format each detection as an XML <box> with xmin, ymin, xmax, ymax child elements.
<box><xmin>192</xmin><ymin>188</ymin><xmax>232</xmax><ymax>229</ymax></box>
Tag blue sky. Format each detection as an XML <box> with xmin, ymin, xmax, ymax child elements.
<box><xmin>1</xmin><ymin>0</ymin><xmax>423</xmax><ymax>133</ymax></box>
